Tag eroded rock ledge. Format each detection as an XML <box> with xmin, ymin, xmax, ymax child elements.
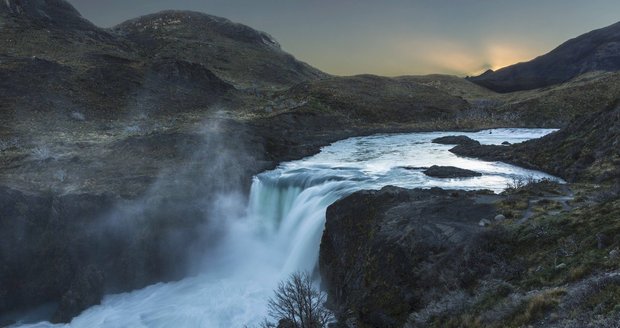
<box><xmin>319</xmin><ymin>186</ymin><xmax>502</xmax><ymax>327</ymax></box>
<box><xmin>319</xmin><ymin>177</ymin><xmax>620</xmax><ymax>328</ymax></box>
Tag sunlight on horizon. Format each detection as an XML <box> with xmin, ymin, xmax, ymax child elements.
<box><xmin>320</xmin><ymin>38</ymin><xmax>545</xmax><ymax>77</ymax></box>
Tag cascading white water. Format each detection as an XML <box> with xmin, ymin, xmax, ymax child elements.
<box><xmin>12</xmin><ymin>129</ymin><xmax>561</xmax><ymax>328</ymax></box>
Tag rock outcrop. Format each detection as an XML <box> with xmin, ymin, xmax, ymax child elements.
<box><xmin>1</xmin><ymin>0</ymin><xmax>97</xmax><ymax>30</ymax></box>
<box><xmin>319</xmin><ymin>186</ymin><xmax>501</xmax><ymax>327</ymax></box>
<box><xmin>320</xmin><ymin>180</ymin><xmax>620</xmax><ymax>328</ymax></box>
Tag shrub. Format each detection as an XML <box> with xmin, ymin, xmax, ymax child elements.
<box><xmin>261</xmin><ymin>271</ymin><xmax>333</xmax><ymax>328</ymax></box>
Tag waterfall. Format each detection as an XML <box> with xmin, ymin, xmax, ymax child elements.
<box><xmin>246</xmin><ymin>171</ymin><xmax>358</xmax><ymax>274</ymax></box>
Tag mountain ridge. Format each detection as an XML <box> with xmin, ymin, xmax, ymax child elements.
<box><xmin>1</xmin><ymin>0</ymin><xmax>96</xmax><ymax>30</ymax></box>
<box><xmin>468</xmin><ymin>20</ymin><xmax>620</xmax><ymax>92</ymax></box>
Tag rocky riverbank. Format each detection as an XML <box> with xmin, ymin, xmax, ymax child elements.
<box><xmin>318</xmin><ymin>102</ymin><xmax>620</xmax><ymax>327</ymax></box>
<box><xmin>449</xmin><ymin>101</ymin><xmax>620</xmax><ymax>184</ymax></box>
<box><xmin>320</xmin><ymin>187</ymin><xmax>502</xmax><ymax>327</ymax></box>
<box><xmin>320</xmin><ymin>180</ymin><xmax>620</xmax><ymax>328</ymax></box>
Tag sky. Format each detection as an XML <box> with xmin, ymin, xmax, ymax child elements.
<box><xmin>68</xmin><ymin>0</ymin><xmax>620</xmax><ymax>76</ymax></box>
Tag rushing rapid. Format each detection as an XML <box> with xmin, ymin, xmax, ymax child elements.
<box><xmin>14</xmin><ymin>129</ymin><xmax>560</xmax><ymax>328</ymax></box>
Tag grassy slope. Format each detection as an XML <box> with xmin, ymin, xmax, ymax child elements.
<box><xmin>417</xmin><ymin>182</ymin><xmax>620</xmax><ymax>328</ymax></box>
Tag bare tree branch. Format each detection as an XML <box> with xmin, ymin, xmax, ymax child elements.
<box><xmin>263</xmin><ymin>271</ymin><xmax>334</xmax><ymax>328</ymax></box>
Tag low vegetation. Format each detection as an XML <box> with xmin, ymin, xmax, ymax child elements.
<box><xmin>407</xmin><ymin>181</ymin><xmax>620</xmax><ymax>327</ymax></box>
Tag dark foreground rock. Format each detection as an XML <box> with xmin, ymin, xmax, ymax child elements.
<box><xmin>0</xmin><ymin>185</ymin><xmax>221</xmax><ymax>321</ymax></box>
<box><xmin>52</xmin><ymin>266</ymin><xmax>104</xmax><ymax>323</ymax></box>
<box><xmin>0</xmin><ymin>187</ymin><xmax>114</xmax><ymax>318</ymax></box>
<box><xmin>319</xmin><ymin>186</ymin><xmax>502</xmax><ymax>327</ymax></box>
<box><xmin>423</xmin><ymin>165</ymin><xmax>482</xmax><ymax>178</ymax></box>
<box><xmin>432</xmin><ymin>135</ymin><xmax>480</xmax><ymax>146</ymax></box>
<box><xmin>320</xmin><ymin>182</ymin><xmax>620</xmax><ymax>328</ymax></box>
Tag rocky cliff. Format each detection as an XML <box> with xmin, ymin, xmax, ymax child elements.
<box><xmin>320</xmin><ymin>181</ymin><xmax>620</xmax><ymax>327</ymax></box>
<box><xmin>320</xmin><ymin>187</ymin><xmax>502</xmax><ymax>327</ymax></box>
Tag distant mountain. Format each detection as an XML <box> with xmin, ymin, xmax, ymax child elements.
<box><xmin>0</xmin><ymin>0</ymin><xmax>325</xmax><ymax>121</ymax></box>
<box><xmin>113</xmin><ymin>11</ymin><xmax>326</xmax><ymax>89</ymax></box>
<box><xmin>468</xmin><ymin>21</ymin><xmax>620</xmax><ymax>92</ymax></box>
<box><xmin>2</xmin><ymin>0</ymin><xmax>97</xmax><ymax>30</ymax></box>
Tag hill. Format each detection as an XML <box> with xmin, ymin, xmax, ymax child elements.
<box><xmin>467</xmin><ymin>21</ymin><xmax>620</xmax><ymax>92</ymax></box>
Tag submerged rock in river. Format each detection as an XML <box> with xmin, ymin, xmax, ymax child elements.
<box><xmin>423</xmin><ymin>165</ymin><xmax>482</xmax><ymax>178</ymax></box>
<box><xmin>432</xmin><ymin>135</ymin><xmax>481</xmax><ymax>146</ymax></box>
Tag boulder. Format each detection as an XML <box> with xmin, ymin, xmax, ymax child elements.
<box><xmin>432</xmin><ymin>135</ymin><xmax>481</xmax><ymax>146</ymax></box>
<box><xmin>423</xmin><ymin>165</ymin><xmax>482</xmax><ymax>178</ymax></box>
<box><xmin>479</xmin><ymin>219</ymin><xmax>492</xmax><ymax>227</ymax></box>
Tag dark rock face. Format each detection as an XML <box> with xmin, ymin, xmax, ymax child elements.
<box><xmin>139</xmin><ymin>59</ymin><xmax>235</xmax><ymax>111</ymax></box>
<box><xmin>423</xmin><ymin>165</ymin><xmax>482</xmax><ymax>178</ymax></box>
<box><xmin>432</xmin><ymin>135</ymin><xmax>481</xmax><ymax>146</ymax></box>
<box><xmin>0</xmin><ymin>119</ymin><xmax>275</xmax><ymax>321</ymax></box>
<box><xmin>319</xmin><ymin>186</ymin><xmax>501</xmax><ymax>328</ymax></box>
<box><xmin>0</xmin><ymin>187</ymin><xmax>112</xmax><ymax>318</ymax></box>
<box><xmin>52</xmin><ymin>266</ymin><xmax>104</xmax><ymax>323</ymax></box>
<box><xmin>467</xmin><ymin>21</ymin><xmax>620</xmax><ymax>92</ymax></box>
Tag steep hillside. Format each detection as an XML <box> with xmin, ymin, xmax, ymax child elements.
<box><xmin>0</xmin><ymin>2</ymin><xmax>325</xmax><ymax>126</ymax></box>
<box><xmin>397</xmin><ymin>74</ymin><xmax>498</xmax><ymax>101</ymax></box>
<box><xmin>491</xmin><ymin>71</ymin><xmax>620</xmax><ymax>127</ymax></box>
<box><xmin>1</xmin><ymin>0</ymin><xmax>97</xmax><ymax>30</ymax></box>
<box><xmin>451</xmin><ymin>101</ymin><xmax>620</xmax><ymax>183</ymax></box>
<box><xmin>113</xmin><ymin>11</ymin><xmax>326</xmax><ymax>89</ymax></box>
<box><xmin>321</xmin><ymin>182</ymin><xmax>620</xmax><ymax>328</ymax></box>
<box><xmin>278</xmin><ymin>74</ymin><xmax>470</xmax><ymax>126</ymax></box>
<box><xmin>468</xmin><ymin>21</ymin><xmax>620</xmax><ymax>92</ymax></box>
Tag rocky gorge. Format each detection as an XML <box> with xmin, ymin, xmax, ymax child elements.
<box><xmin>319</xmin><ymin>103</ymin><xmax>620</xmax><ymax>327</ymax></box>
<box><xmin>1</xmin><ymin>0</ymin><xmax>620</xmax><ymax>327</ymax></box>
